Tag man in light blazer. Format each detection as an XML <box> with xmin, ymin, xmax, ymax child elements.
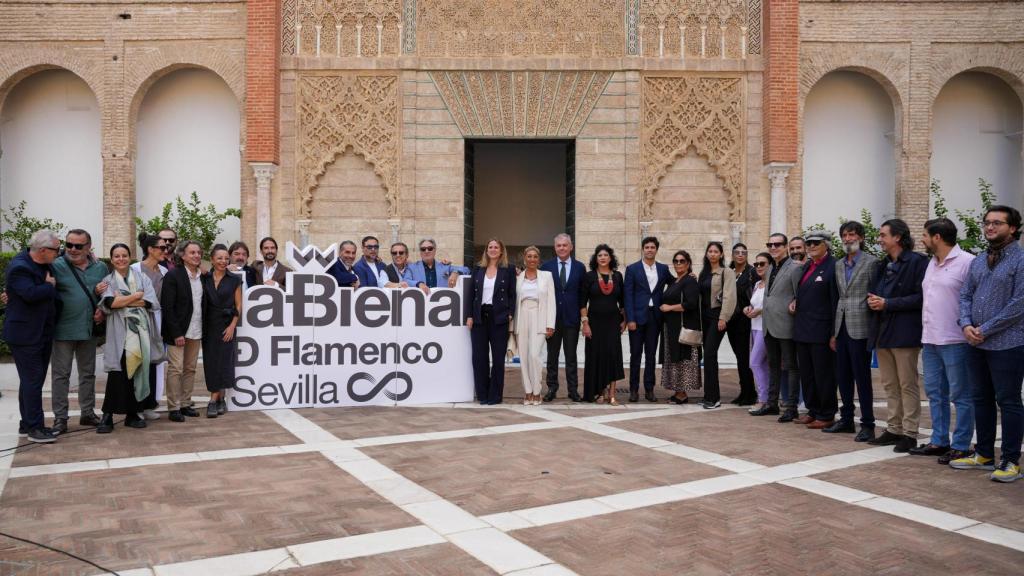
<box><xmin>624</xmin><ymin>236</ymin><xmax>672</xmax><ymax>403</ymax></box>
<box><xmin>752</xmin><ymin>232</ymin><xmax>803</xmax><ymax>421</ymax></box>
<box><xmin>828</xmin><ymin>221</ymin><xmax>878</xmax><ymax>441</ymax></box>
<box><xmin>540</xmin><ymin>233</ymin><xmax>587</xmax><ymax>402</ymax></box>
<box><xmin>409</xmin><ymin>238</ymin><xmax>470</xmax><ymax>289</ymax></box>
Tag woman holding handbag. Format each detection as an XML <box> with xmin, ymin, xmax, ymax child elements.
<box><xmin>514</xmin><ymin>246</ymin><xmax>556</xmax><ymax>405</ymax></box>
<box><xmin>660</xmin><ymin>250</ymin><xmax>701</xmax><ymax>404</ymax></box>
<box><xmin>698</xmin><ymin>241</ymin><xmax>736</xmax><ymax>409</ymax></box>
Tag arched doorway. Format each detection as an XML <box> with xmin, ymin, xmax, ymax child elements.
<box><xmin>0</xmin><ymin>69</ymin><xmax>103</xmax><ymax>249</ymax></box>
<box><xmin>802</xmin><ymin>71</ymin><xmax>897</xmax><ymax>229</ymax></box>
<box><xmin>931</xmin><ymin>71</ymin><xmax>1023</xmax><ymax>212</ymax></box>
<box><xmin>135</xmin><ymin>68</ymin><xmax>241</xmax><ymax>246</ymax></box>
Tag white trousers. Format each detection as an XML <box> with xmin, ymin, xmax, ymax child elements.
<box><xmin>518</xmin><ymin>299</ymin><xmax>546</xmax><ymax>395</ymax></box>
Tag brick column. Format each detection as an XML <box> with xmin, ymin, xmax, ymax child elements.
<box><xmin>762</xmin><ymin>0</ymin><xmax>799</xmax><ymax>234</ymax></box>
<box><xmin>246</xmin><ymin>0</ymin><xmax>281</xmax><ymax>245</ymax></box>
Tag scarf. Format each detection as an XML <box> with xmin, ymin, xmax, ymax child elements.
<box><xmin>113</xmin><ymin>269</ymin><xmax>151</xmax><ymax>401</ymax></box>
<box><xmin>986</xmin><ymin>236</ymin><xmax>1014</xmax><ymax>270</ymax></box>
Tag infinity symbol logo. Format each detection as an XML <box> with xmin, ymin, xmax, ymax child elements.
<box><xmin>347</xmin><ymin>372</ymin><xmax>414</xmax><ymax>402</ymax></box>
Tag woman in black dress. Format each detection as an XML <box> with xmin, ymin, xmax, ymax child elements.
<box><xmin>660</xmin><ymin>250</ymin><xmax>701</xmax><ymax>404</ymax></box>
<box><xmin>580</xmin><ymin>244</ymin><xmax>626</xmax><ymax>404</ymax></box>
<box><xmin>726</xmin><ymin>242</ymin><xmax>757</xmax><ymax>405</ymax></box>
<box><xmin>202</xmin><ymin>244</ymin><xmax>242</xmax><ymax>417</ymax></box>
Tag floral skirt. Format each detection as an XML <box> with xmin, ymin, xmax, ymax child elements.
<box><xmin>662</xmin><ymin>346</ymin><xmax>702</xmax><ymax>392</ymax></box>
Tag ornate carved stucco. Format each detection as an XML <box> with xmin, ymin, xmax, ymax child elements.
<box><xmin>430</xmin><ymin>71</ymin><xmax>612</xmax><ymax>137</ymax></box>
<box><xmin>639</xmin><ymin>0</ymin><xmax>755</xmax><ymax>58</ymax></box>
<box><xmin>296</xmin><ymin>74</ymin><xmax>399</xmax><ymax>218</ymax></box>
<box><xmin>284</xmin><ymin>0</ymin><xmax>402</xmax><ymax>56</ymax></box>
<box><xmin>641</xmin><ymin>75</ymin><xmax>745</xmax><ymax>221</ymax></box>
<box><xmin>417</xmin><ymin>0</ymin><xmax>624</xmax><ymax>57</ymax></box>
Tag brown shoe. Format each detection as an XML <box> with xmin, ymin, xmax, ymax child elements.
<box><xmin>795</xmin><ymin>414</ymin><xmax>814</xmax><ymax>425</ymax></box>
<box><xmin>806</xmin><ymin>419</ymin><xmax>835</xmax><ymax>430</ymax></box>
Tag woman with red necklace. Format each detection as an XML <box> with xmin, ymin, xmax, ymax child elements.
<box><xmin>580</xmin><ymin>244</ymin><xmax>626</xmax><ymax>404</ymax></box>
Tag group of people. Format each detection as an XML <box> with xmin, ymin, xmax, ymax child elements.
<box><xmin>4</xmin><ymin>208</ymin><xmax>1022</xmax><ymax>483</ymax></box>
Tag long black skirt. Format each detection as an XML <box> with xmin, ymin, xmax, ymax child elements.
<box><xmin>102</xmin><ymin>352</ymin><xmax>142</xmax><ymax>415</ymax></box>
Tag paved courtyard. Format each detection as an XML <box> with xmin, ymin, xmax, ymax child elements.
<box><xmin>0</xmin><ymin>367</ymin><xmax>1021</xmax><ymax>575</ymax></box>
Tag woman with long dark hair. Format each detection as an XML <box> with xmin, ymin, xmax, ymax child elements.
<box><xmin>660</xmin><ymin>250</ymin><xmax>701</xmax><ymax>404</ymax></box>
<box><xmin>580</xmin><ymin>244</ymin><xmax>626</xmax><ymax>404</ymax></box>
<box><xmin>727</xmin><ymin>242</ymin><xmax>757</xmax><ymax>405</ymax></box>
<box><xmin>698</xmin><ymin>241</ymin><xmax>736</xmax><ymax>409</ymax></box>
<box><xmin>466</xmin><ymin>239</ymin><xmax>517</xmax><ymax>404</ymax></box>
<box><xmin>133</xmin><ymin>232</ymin><xmax>168</xmax><ymax>421</ymax></box>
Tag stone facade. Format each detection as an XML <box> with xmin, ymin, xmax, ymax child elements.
<box><xmin>0</xmin><ymin>1</ymin><xmax>1021</xmax><ymax>261</ymax></box>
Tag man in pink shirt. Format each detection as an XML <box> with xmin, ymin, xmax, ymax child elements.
<box><xmin>912</xmin><ymin>218</ymin><xmax>976</xmax><ymax>464</ymax></box>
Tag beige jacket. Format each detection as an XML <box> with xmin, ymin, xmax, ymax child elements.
<box><xmin>706</xmin><ymin>266</ymin><xmax>737</xmax><ymax>323</ymax></box>
<box><xmin>513</xmin><ymin>269</ymin><xmax>557</xmax><ymax>335</ymax></box>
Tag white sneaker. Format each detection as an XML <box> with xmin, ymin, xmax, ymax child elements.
<box><xmin>143</xmin><ymin>409</ymin><xmax>161</xmax><ymax>421</ymax></box>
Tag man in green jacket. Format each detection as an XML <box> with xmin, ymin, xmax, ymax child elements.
<box><xmin>50</xmin><ymin>229</ymin><xmax>109</xmax><ymax>434</ymax></box>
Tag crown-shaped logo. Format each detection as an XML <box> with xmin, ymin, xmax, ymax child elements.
<box><xmin>285</xmin><ymin>242</ymin><xmax>338</xmax><ymax>273</ymax></box>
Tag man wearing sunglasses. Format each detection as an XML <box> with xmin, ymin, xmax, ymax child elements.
<box><xmin>378</xmin><ymin>242</ymin><xmax>428</xmax><ymax>294</ymax></box>
<box><xmin>792</xmin><ymin>231</ymin><xmax>838</xmax><ymax>430</ymax></box>
<box><xmin>753</xmin><ymin>233</ymin><xmax>803</xmax><ymax>421</ymax></box>
<box><xmin>48</xmin><ymin>228</ymin><xmax>109</xmax><ymax>434</ymax></box>
<box><xmin>354</xmin><ymin>235</ymin><xmax>386</xmax><ymax>289</ymax></box>
<box><xmin>157</xmin><ymin>228</ymin><xmax>178</xmax><ymax>270</ymax></box>
<box><xmin>409</xmin><ymin>238</ymin><xmax>469</xmax><ymax>289</ymax></box>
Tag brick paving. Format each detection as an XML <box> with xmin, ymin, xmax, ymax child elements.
<box><xmin>0</xmin><ymin>368</ymin><xmax>1020</xmax><ymax>576</ymax></box>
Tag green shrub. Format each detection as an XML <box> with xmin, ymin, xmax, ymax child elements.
<box><xmin>0</xmin><ymin>201</ymin><xmax>66</xmax><ymax>252</ymax></box>
<box><xmin>931</xmin><ymin>178</ymin><xmax>995</xmax><ymax>254</ymax></box>
<box><xmin>136</xmin><ymin>191</ymin><xmax>242</xmax><ymax>256</ymax></box>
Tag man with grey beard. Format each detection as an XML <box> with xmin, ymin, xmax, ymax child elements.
<box><xmin>827</xmin><ymin>221</ymin><xmax>878</xmax><ymax>441</ymax></box>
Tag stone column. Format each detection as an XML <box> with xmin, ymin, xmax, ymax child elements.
<box><xmin>250</xmin><ymin>162</ymin><xmax>277</xmax><ymax>242</ymax></box>
<box><xmin>766</xmin><ymin>162</ymin><xmax>794</xmax><ymax>235</ymax></box>
<box><xmin>388</xmin><ymin>218</ymin><xmax>401</xmax><ymax>244</ymax></box>
<box><xmin>295</xmin><ymin>219</ymin><xmax>311</xmax><ymax>246</ymax></box>
<box><xmin>730</xmin><ymin>221</ymin><xmax>745</xmax><ymax>248</ymax></box>
<box><xmin>640</xmin><ymin>220</ymin><xmax>653</xmax><ymax>240</ymax></box>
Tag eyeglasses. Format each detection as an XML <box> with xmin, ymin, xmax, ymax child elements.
<box><xmin>365</xmin><ymin>244</ymin><xmax>379</xmax><ymax>250</ymax></box>
<box><xmin>161</xmin><ymin>245</ymin><xmax>173</xmax><ymax>252</ymax></box>
<box><xmin>65</xmin><ymin>242</ymin><xmax>88</xmax><ymax>250</ymax></box>
<box><xmin>753</xmin><ymin>262</ymin><xmax>769</xmax><ymax>268</ymax></box>
<box><xmin>805</xmin><ymin>240</ymin><xmax>824</xmax><ymax>246</ymax></box>
<box><xmin>766</xmin><ymin>242</ymin><xmax>785</xmax><ymax>248</ymax></box>
<box><xmin>391</xmin><ymin>251</ymin><xmax>406</xmax><ymax>256</ymax></box>
<box><xmin>983</xmin><ymin>220</ymin><xmax>1008</xmax><ymax>228</ymax></box>
<box><xmin>160</xmin><ymin>237</ymin><xmax>177</xmax><ymax>245</ymax></box>
<box><xmin>420</xmin><ymin>246</ymin><xmax>435</xmax><ymax>252</ymax></box>
<box><xmin>672</xmin><ymin>259</ymin><xmax>688</xmax><ymax>264</ymax></box>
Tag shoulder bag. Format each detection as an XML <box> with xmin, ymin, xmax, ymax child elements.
<box><xmin>68</xmin><ymin>260</ymin><xmax>105</xmax><ymax>339</ymax></box>
<box><xmin>678</xmin><ymin>278</ymin><xmax>703</xmax><ymax>346</ymax></box>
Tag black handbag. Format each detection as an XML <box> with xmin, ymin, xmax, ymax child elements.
<box><xmin>68</xmin><ymin>260</ymin><xmax>105</xmax><ymax>339</ymax></box>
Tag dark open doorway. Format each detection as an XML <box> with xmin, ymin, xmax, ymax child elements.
<box><xmin>463</xmin><ymin>139</ymin><xmax>575</xmax><ymax>266</ymax></box>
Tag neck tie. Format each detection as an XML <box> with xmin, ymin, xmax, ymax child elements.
<box><xmin>560</xmin><ymin>261</ymin><xmax>567</xmax><ymax>289</ymax></box>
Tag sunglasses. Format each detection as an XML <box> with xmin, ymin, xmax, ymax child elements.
<box><xmin>420</xmin><ymin>246</ymin><xmax>435</xmax><ymax>252</ymax></box>
<box><xmin>161</xmin><ymin>245</ymin><xmax>173</xmax><ymax>251</ymax></box>
<box><xmin>753</xmin><ymin>262</ymin><xmax>769</xmax><ymax>268</ymax></box>
<box><xmin>672</xmin><ymin>259</ymin><xmax>688</xmax><ymax>264</ymax></box>
<box><xmin>766</xmin><ymin>242</ymin><xmax>785</xmax><ymax>248</ymax></box>
<box><xmin>806</xmin><ymin>239</ymin><xmax>824</xmax><ymax>246</ymax></box>
<box><xmin>365</xmin><ymin>244</ymin><xmax>380</xmax><ymax>250</ymax></box>
<box><xmin>391</xmin><ymin>251</ymin><xmax>406</xmax><ymax>256</ymax></box>
<box><xmin>160</xmin><ymin>238</ymin><xmax>177</xmax><ymax>244</ymax></box>
<box><xmin>732</xmin><ymin>250</ymin><xmax>747</xmax><ymax>255</ymax></box>
<box><xmin>65</xmin><ymin>242</ymin><xmax>88</xmax><ymax>250</ymax></box>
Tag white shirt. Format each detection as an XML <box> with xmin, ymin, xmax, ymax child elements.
<box><xmin>521</xmin><ymin>277</ymin><xmax>539</xmax><ymax>300</ymax></box>
<box><xmin>263</xmin><ymin>261</ymin><xmax>278</xmax><ymax>286</ymax></box>
<box><xmin>185</xmin><ymin>266</ymin><xmax>204</xmax><ymax>340</ymax></box>
<box><xmin>482</xmin><ymin>274</ymin><xmax>496</xmax><ymax>305</ymax></box>
<box><xmin>750</xmin><ymin>282</ymin><xmax>766</xmax><ymax>331</ymax></box>
<box><xmin>643</xmin><ymin>261</ymin><xmax>658</xmax><ymax>307</ymax></box>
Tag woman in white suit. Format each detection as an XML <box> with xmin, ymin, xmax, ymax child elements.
<box><xmin>515</xmin><ymin>246</ymin><xmax>557</xmax><ymax>405</ymax></box>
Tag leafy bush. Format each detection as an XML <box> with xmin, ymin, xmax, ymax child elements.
<box><xmin>136</xmin><ymin>191</ymin><xmax>242</xmax><ymax>256</ymax></box>
<box><xmin>931</xmin><ymin>178</ymin><xmax>995</xmax><ymax>254</ymax></box>
<box><xmin>0</xmin><ymin>201</ymin><xmax>66</xmax><ymax>252</ymax></box>
<box><xmin>804</xmin><ymin>208</ymin><xmax>883</xmax><ymax>259</ymax></box>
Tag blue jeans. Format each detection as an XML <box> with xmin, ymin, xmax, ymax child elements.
<box><xmin>966</xmin><ymin>345</ymin><xmax>1024</xmax><ymax>464</ymax></box>
<box><xmin>922</xmin><ymin>344</ymin><xmax>974</xmax><ymax>450</ymax></box>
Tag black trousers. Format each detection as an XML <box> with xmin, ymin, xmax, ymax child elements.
<box><xmin>628</xmin><ymin>309</ymin><xmax>660</xmax><ymax>393</ymax></box>
<box><xmin>726</xmin><ymin>317</ymin><xmax>755</xmax><ymax>401</ymax></box>
<box><xmin>471</xmin><ymin>306</ymin><xmax>509</xmax><ymax>403</ymax></box>
<box><xmin>545</xmin><ymin>320</ymin><xmax>580</xmax><ymax>395</ymax></box>
<box><xmin>835</xmin><ymin>324</ymin><xmax>874</xmax><ymax>426</ymax></box>
<box><xmin>13</xmin><ymin>341</ymin><xmax>52</xmax><ymax>431</ymax></box>
<box><xmin>796</xmin><ymin>341</ymin><xmax>837</xmax><ymax>421</ymax></box>
<box><xmin>764</xmin><ymin>332</ymin><xmax>800</xmax><ymax>410</ymax></box>
<box><xmin>702</xmin><ymin>316</ymin><xmax>727</xmax><ymax>403</ymax></box>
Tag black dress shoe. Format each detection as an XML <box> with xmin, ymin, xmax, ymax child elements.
<box><xmin>668</xmin><ymin>395</ymin><xmax>689</xmax><ymax>405</ymax></box>
<box><xmin>79</xmin><ymin>413</ymin><xmax>101</xmax><ymax>427</ymax></box>
<box><xmin>628</xmin><ymin>392</ymin><xmax>639</xmax><ymax>403</ymax></box>
<box><xmin>168</xmin><ymin>410</ymin><xmax>185</xmax><ymax>422</ymax></box>
<box><xmin>909</xmin><ymin>443</ymin><xmax>950</xmax><ymax>456</ymax></box>
<box><xmin>645</xmin><ymin>391</ymin><xmax>657</xmax><ymax>403</ymax></box>
<box><xmin>96</xmin><ymin>413</ymin><xmax>114</xmax><ymax>434</ymax></box>
<box><xmin>729</xmin><ymin>396</ymin><xmax>743</xmax><ymax>405</ymax></box>
<box><xmin>180</xmin><ymin>406</ymin><xmax>200</xmax><ymax>417</ymax></box>
<box><xmin>854</xmin><ymin>426</ymin><xmax>875</xmax><ymax>443</ymax></box>
<box><xmin>543</xmin><ymin>391</ymin><xmax>556</xmax><ymax>403</ymax></box>
<box><xmin>51</xmin><ymin>418</ymin><xmax>68</xmax><ymax>436</ymax></box>
<box><xmin>822</xmin><ymin>420</ymin><xmax>855</xmax><ymax>434</ymax></box>
<box><xmin>939</xmin><ymin>449</ymin><xmax>973</xmax><ymax>465</ymax></box>
<box><xmin>777</xmin><ymin>410</ymin><xmax>797</xmax><ymax>423</ymax></box>
<box><xmin>893</xmin><ymin>435</ymin><xmax>917</xmax><ymax>453</ymax></box>
<box><xmin>868</xmin><ymin>430</ymin><xmax>902</xmax><ymax>446</ymax></box>
<box><xmin>568</xmin><ymin>392</ymin><xmax>582</xmax><ymax>403</ymax></box>
<box><xmin>124</xmin><ymin>416</ymin><xmax>147</xmax><ymax>429</ymax></box>
<box><xmin>749</xmin><ymin>405</ymin><xmax>773</xmax><ymax>416</ymax></box>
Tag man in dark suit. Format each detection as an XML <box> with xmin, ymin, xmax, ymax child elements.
<box><xmin>228</xmin><ymin>241</ymin><xmax>259</xmax><ymax>289</ymax></box>
<box><xmin>3</xmin><ymin>230</ymin><xmax>61</xmax><ymax>443</ymax></box>
<box><xmin>253</xmin><ymin>237</ymin><xmax>291</xmax><ymax>289</ymax></box>
<box><xmin>540</xmin><ymin>233</ymin><xmax>586</xmax><ymax>402</ymax></box>
<box><xmin>161</xmin><ymin>240</ymin><xmax>204</xmax><ymax>422</ymax></box>
<box><xmin>353</xmin><ymin>235</ymin><xmax>386</xmax><ymax>289</ymax></box>
<box><xmin>793</xmin><ymin>231</ymin><xmax>838</xmax><ymax>429</ymax></box>
<box><xmin>624</xmin><ymin>236</ymin><xmax>671</xmax><ymax>402</ymax></box>
<box><xmin>327</xmin><ymin>240</ymin><xmax>360</xmax><ymax>288</ymax></box>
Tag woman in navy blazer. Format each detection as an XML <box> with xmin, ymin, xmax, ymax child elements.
<box><xmin>465</xmin><ymin>239</ymin><xmax>517</xmax><ymax>404</ymax></box>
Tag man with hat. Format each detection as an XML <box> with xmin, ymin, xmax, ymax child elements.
<box><xmin>792</xmin><ymin>230</ymin><xmax>839</xmax><ymax>429</ymax></box>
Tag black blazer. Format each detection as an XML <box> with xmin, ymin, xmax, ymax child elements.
<box><xmin>869</xmin><ymin>250</ymin><xmax>927</xmax><ymax>349</ymax></box>
<box><xmin>1</xmin><ymin>251</ymin><xmax>59</xmax><ymax>346</ymax></box>
<box><xmin>793</xmin><ymin>254</ymin><xmax>838</xmax><ymax>344</ymax></box>
<box><xmin>464</xmin><ymin>265</ymin><xmax>516</xmax><ymax>325</ymax></box>
<box><xmin>161</xmin><ymin>266</ymin><xmax>197</xmax><ymax>344</ymax></box>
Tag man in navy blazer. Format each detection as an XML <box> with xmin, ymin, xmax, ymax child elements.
<box><xmin>2</xmin><ymin>231</ymin><xmax>62</xmax><ymax>443</ymax></box>
<box><xmin>793</xmin><ymin>231</ymin><xmax>839</xmax><ymax>429</ymax></box>
<box><xmin>540</xmin><ymin>233</ymin><xmax>587</xmax><ymax>402</ymax></box>
<box><xmin>353</xmin><ymin>235</ymin><xmax>386</xmax><ymax>289</ymax></box>
<box><xmin>624</xmin><ymin>236</ymin><xmax>671</xmax><ymax>402</ymax></box>
<box><xmin>327</xmin><ymin>240</ymin><xmax>360</xmax><ymax>288</ymax></box>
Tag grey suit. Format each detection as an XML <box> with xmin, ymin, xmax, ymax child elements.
<box><xmin>762</xmin><ymin>257</ymin><xmax>802</xmax><ymax>410</ymax></box>
<box><xmin>834</xmin><ymin>252</ymin><xmax>878</xmax><ymax>340</ymax></box>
